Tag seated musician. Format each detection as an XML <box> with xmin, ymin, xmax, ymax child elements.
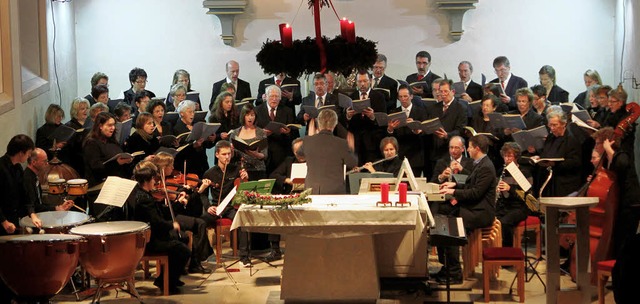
<box><xmin>430</xmin><ymin>136</ymin><xmax>473</xmax><ymax>184</ymax></box>
<box><xmin>438</xmin><ymin>135</ymin><xmax>497</xmax><ymax>284</ymax></box>
<box><xmin>495</xmin><ymin>142</ymin><xmax>531</xmax><ymax>247</ymax></box>
<box><xmin>129</xmin><ymin>161</ymin><xmax>190</xmax><ymax>294</ymax></box>
<box><xmin>270</xmin><ymin>138</ymin><xmax>305</xmax><ymax>194</ymax></box>
<box><xmin>0</xmin><ymin>135</ymin><xmax>36</xmax><ymax>236</ymax></box>
<box><xmin>151</xmin><ymin>152</ymin><xmax>212</xmax><ymax>274</ymax></box>
<box><xmin>23</xmin><ymin>148</ymin><xmax>73</xmax><ymax>215</ymax></box>
<box><xmin>591</xmin><ymin>127</ymin><xmax>640</xmax><ymax>258</ymax></box>
<box><xmin>361</xmin><ymin>137</ymin><xmax>402</xmax><ymax>176</ymax></box>
<box><xmin>201</xmin><ymin>140</ymin><xmax>252</xmax><ymax>266</ymax></box>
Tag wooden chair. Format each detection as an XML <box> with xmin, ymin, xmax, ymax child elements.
<box><xmin>513</xmin><ymin>216</ymin><xmax>541</xmax><ymax>259</ymax></box>
<box><xmin>597</xmin><ymin>259</ymin><xmax>615</xmax><ymax>304</ymax></box>
<box><xmin>463</xmin><ymin>218</ymin><xmax>501</xmax><ymax>279</ymax></box>
<box><xmin>482</xmin><ymin>247</ymin><xmax>525</xmax><ymax>303</ymax></box>
<box><xmin>209</xmin><ymin>218</ymin><xmax>238</xmax><ymax>264</ymax></box>
<box><xmin>139</xmin><ymin>253</ymin><xmax>169</xmax><ymax>296</ymax></box>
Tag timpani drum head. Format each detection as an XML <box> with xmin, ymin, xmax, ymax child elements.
<box><xmin>0</xmin><ymin>234</ymin><xmax>83</xmax><ymax>243</ymax></box>
<box><xmin>66</xmin><ymin>179</ymin><xmax>88</xmax><ymax>185</ymax></box>
<box><xmin>69</xmin><ymin>221</ymin><xmax>149</xmax><ymax>236</ymax></box>
<box><xmin>20</xmin><ymin>211</ymin><xmax>91</xmax><ymax>230</ymax></box>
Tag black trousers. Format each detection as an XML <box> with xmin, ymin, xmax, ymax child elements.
<box><xmin>176</xmin><ymin>214</ymin><xmax>211</xmax><ymax>264</ymax></box>
<box><xmin>147</xmin><ymin>239</ymin><xmax>190</xmax><ymax>286</ymax></box>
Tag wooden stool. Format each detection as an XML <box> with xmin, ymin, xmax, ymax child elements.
<box><xmin>482</xmin><ymin>247</ymin><xmax>525</xmax><ymax>303</ymax></box>
<box><xmin>513</xmin><ymin>216</ymin><xmax>541</xmax><ymax>259</ymax></box>
<box><xmin>139</xmin><ymin>253</ymin><xmax>169</xmax><ymax>296</ymax></box>
<box><xmin>462</xmin><ymin>219</ymin><xmax>501</xmax><ymax>279</ymax></box>
<box><xmin>597</xmin><ymin>259</ymin><xmax>615</xmax><ymax>304</ymax></box>
<box><xmin>212</xmin><ymin>218</ymin><xmax>238</xmax><ymax>264</ymax></box>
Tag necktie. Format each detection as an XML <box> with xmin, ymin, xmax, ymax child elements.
<box><xmin>373</xmin><ymin>78</ymin><xmax>380</xmax><ymax>88</ymax></box>
<box><xmin>403</xmin><ymin>107</ymin><xmax>410</xmax><ymax>117</ymax></box>
<box><xmin>464</xmin><ymin>82</ymin><xmax>468</xmax><ymax>91</ymax></box>
<box><xmin>269</xmin><ymin>107</ymin><xmax>275</xmax><ymax>121</ymax></box>
<box><xmin>276</xmin><ymin>79</ymin><xmax>282</xmax><ymax>86</ymax></box>
<box><xmin>316</xmin><ymin>96</ymin><xmax>323</xmax><ymax>107</ymax></box>
<box><xmin>443</xmin><ymin>103</ymin><xmax>449</xmax><ymax>114</ymax></box>
<box><xmin>501</xmin><ymin>80</ymin><xmax>506</xmax><ymax>90</ymax></box>
<box><xmin>361</xmin><ymin>92</ymin><xmax>367</xmax><ymax>100</ymax></box>
<box><xmin>417</xmin><ymin>74</ymin><xmax>424</xmax><ymax>81</ymax></box>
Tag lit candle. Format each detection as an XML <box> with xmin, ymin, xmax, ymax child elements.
<box><xmin>279</xmin><ymin>23</ymin><xmax>293</xmax><ymax>48</ymax></box>
<box><xmin>380</xmin><ymin>183</ymin><xmax>389</xmax><ymax>203</ymax></box>
<box><xmin>346</xmin><ymin>20</ymin><xmax>356</xmax><ymax>43</ymax></box>
<box><xmin>398</xmin><ymin>182</ymin><xmax>407</xmax><ymax>203</ymax></box>
<box><xmin>340</xmin><ymin>17</ymin><xmax>349</xmax><ymax>39</ymax></box>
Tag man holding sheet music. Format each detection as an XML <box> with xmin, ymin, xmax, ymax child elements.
<box><xmin>386</xmin><ymin>85</ymin><xmax>427</xmax><ymax>176</ymax></box>
<box><xmin>210</xmin><ymin>60</ymin><xmax>252</xmax><ymax>108</ymax></box>
<box><xmin>255</xmin><ymin>85</ymin><xmax>299</xmax><ymax>175</ymax></box>
<box><xmin>298</xmin><ymin>73</ymin><xmax>347</xmax><ymax>137</ymax></box>
<box><xmin>405</xmin><ymin>51</ymin><xmax>440</xmax><ymax>99</ymax></box>
<box><xmin>347</xmin><ymin>71</ymin><xmax>387</xmax><ymax>165</ymax></box>
<box><xmin>490</xmin><ymin>56</ymin><xmax>528</xmax><ymax>111</ymax></box>
<box><xmin>372</xmin><ymin>54</ymin><xmax>399</xmax><ymax>112</ymax></box>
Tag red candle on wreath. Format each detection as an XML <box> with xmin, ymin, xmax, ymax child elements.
<box><xmin>380</xmin><ymin>183</ymin><xmax>389</xmax><ymax>203</ymax></box>
<box><xmin>346</xmin><ymin>20</ymin><xmax>356</xmax><ymax>43</ymax></box>
<box><xmin>398</xmin><ymin>182</ymin><xmax>407</xmax><ymax>203</ymax></box>
<box><xmin>279</xmin><ymin>23</ymin><xmax>293</xmax><ymax>48</ymax></box>
<box><xmin>340</xmin><ymin>17</ymin><xmax>349</xmax><ymax>38</ymax></box>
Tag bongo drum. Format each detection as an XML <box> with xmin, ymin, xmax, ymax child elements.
<box><xmin>66</xmin><ymin>179</ymin><xmax>89</xmax><ymax>196</ymax></box>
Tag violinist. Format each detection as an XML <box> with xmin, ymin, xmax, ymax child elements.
<box><xmin>151</xmin><ymin>152</ymin><xmax>212</xmax><ymax>274</ymax></box>
<box><xmin>495</xmin><ymin>142</ymin><xmax>531</xmax><ymax>247</ymax></box>
<box><xmin>591</xmin><ymin>127</ymin><xmax>640</xmax><ymax>258</ymax></box>
<box><xmin>129</xmin><ymin>161</ymin><xmax>190</xmax><ymax>294</ymax></box>
<box><xmin>201</xmin><ymin>140</ymin><xmax>252</xmax><ymax>266</ymax></box>
<box><xmin>173</xmin><ymin>100</ymin><xmax>215</xmax><ymax>177</ymax></box>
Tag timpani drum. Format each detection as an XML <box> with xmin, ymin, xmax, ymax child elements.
<box><xmin>0</xmin><ymin>234</ymin><xmax>84</xmax><ymax>300</ymax></box>
<box><xmin>66</xmin><ymin>179</ymin><xmax>89</xmax><ymax>196</ymax></box>
<box><xmin>20</xmin><ymin>211</ymin><xmax>92</xmax><ymax>234</ymax></box>
<box><xmin>70</xmin><ymin>221</ymin><xmax>150</xmax><ymax>280</ymax></box>
<box><xmin>48</xmin><ymin>178</ymin><xmax>66</xmax><ymax>195</ymax></box>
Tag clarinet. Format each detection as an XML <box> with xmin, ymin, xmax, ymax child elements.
<box><xmin>495</xmin><ymin>165</ymin><xmax>507</xmax><ymax>203</ymax></box>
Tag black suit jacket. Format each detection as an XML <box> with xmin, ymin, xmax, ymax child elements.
<box><xmin>573</xmin><ymin>91</ymin><xmax>588</xmax><ymax>109</ymax></box>
<box><xmin>539</xmin><ymin>128</ymin><xmax>583</xmax><ymax>197</ymax></box>
<box><xmin>210</xmin><ymin>78</ymin><xmax>252</xmax><ymax>109</ymax></box>
<box><xmin>430</xmin><ymin>155</ymin><xmax>474</xmax><ymax>183</ymax></box>
<box><xmin>425</xmin><ymin>98</ymin><xmax>468</xmax><ymax>161</ymax></box>
<box><xmin>547</xmin><ymin>85</ymin><xmax>569</xmax><ymax>104</ymax></box>
<box><xmin>254</xmin><ymin>103</ymin><xmax>299</xmax><ymax>174</ymax></box>
<box><xmin>465</xmin><ymin>80</ymin><xmax>483</xmax><ymax>101</ymax></box>
<box><xmin>453</xmin><ymin>155</ymin><xmax>497</xmax><ymax>230</ymax></box>
<box><xmin>389</xmin><ymin>105</ymin><xmax>427</xmax><ymax>168</ymax></box>
<box><xmin>297</xmin><ymin>93</ymin><xmax>348</xmax><ymax>138</ymax></box>
<box><xmin>374</xmin><ymin>75</ymin><xmax>398</xmax><ymax>112</ymax></box>
<box><xmin>490</xmin><ymin>74</ymin><xmax>528</xmax><ymax>110</ymax></box>
<box><xmin>406</xmin><ymin>71</ymin><xmax>441</xmax><ymax>98</ymax></box>
<box><xmin>348</xmin><ymin>90</ymin><xmax>387</xmax><ymax>164</ymax></box>
<box><xmin>302</xmin><ymin>130</ymin><xmax>357</xmax><ymax>194</ymax></box>
<box><xmin>255</xmin><ymin>77</ymin><xmax>302</xmax><ymax>109</ymax></box>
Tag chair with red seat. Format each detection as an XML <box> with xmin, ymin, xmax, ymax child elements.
<box><xmin>210</xmin><ymin>218</ymin><xmax>238</xmax><ymax>265</ymax></box>
<box><xmin>513</xmin><ymin>216</ymin><xmax>541</xmax><ymax>259</ymax></box>
<box><xmin>482</xmin><ymin>247</ymin><xmax>525</xmax><ymax>303</ymax></box>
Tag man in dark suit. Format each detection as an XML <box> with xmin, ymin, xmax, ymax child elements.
<box><xmin>438</xmin><ymin>135</ymin><xmax>497</xmax><ymax>284</ymax></box>
<box><xmin>303</xmin><ymin>110</ymin><xmax>357</xmax><ymax>194</ymax></box>
<box><xmin>406</xmin><ymin>51</ymin><xmax>441</xmax><ymax>99</ymax></box>
<box><xmin>255</xmin><ymin>73</ymin><xmax>302</xmax><ymax>110</ymax></box>
<box><xmin>209</xmin><ymin>60</ymin><xmax>252</xmax><ymax>110</ymax></box>
<box><xmin>490</xmin><ymin>56</ymin><xmax>528</xmax><ymax>111</ymax></box>
<box><xmin>457</xmin><ymin>61</ymin><xmax>483</xmax><ymax>102</ymax></box>
<box><xmin>123</xmin><ymin>67</ymin><xmax>156</xmax><ymax>112</ymax></box>
<box><xmin>297</xmin><ymin>73</ymin><xmax>347</xmax><ymax>138</ymax></box>
<box><xmin>255</xmin><ymin>85</ymin><xmax>299</xmax><ymax>175</ymax></box>
<box><xmin>347</xmin><ymin>71</ymin><xmax>387</xmax><ymax>165</ymax></box>
<box><xmin>386</xmin><ymin>85</ymin><xmax>427</xmax><ymax>176</ymax></box>
<box><xmin>372</xmin><ymin>54</ymin><xmax>399</xmax><ymax>112</ymax></box>
<box><xmin>424</xmin><ymin>79</ymin><xmax>468</xmax><ymax>179</ymax></box>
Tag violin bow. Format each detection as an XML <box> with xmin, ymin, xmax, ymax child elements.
<box><xmin>160</xmin><ymin>169</ymin><xmax>181</xmax><ymax>238</ymax></box>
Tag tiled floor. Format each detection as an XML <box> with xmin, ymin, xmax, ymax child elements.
<box><xmin>49</xmin><ymin>247</ymin><xmax>615</xmax><ymax>304</ymax></box>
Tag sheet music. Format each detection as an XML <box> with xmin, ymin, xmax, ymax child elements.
<box><xmin>455</xmin><ymin>217</ymin><xmax>465</xmax><ymax>238</ymax></box>
<box><xmin>94</xmin><ymin>176</ymin><xmax>137</xmax><ymax>207</ymax></box>
<box><xmin>505</xmin><ymin>162</ymin><xmax>532</xmax><ymax>192</ymax></box>
<box><xmin>216</xmin><ymin>186</ymin><xmax>237</xmax><ymax>214</ymax></box>
<box><xmin>290</xmin><ymin>163</ymin><xmax>307</xmax><ymax>180</ymax></box>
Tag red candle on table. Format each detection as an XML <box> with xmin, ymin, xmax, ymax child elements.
<box><xmin>340</xmin><ymin>17</ymin><xmax>349</xmax><ymax>39</ymax></box>
<box><xmin>279</xmin><ymin>23</ymin><xmax>293</xmax><ymax>48</ymax></box>
<box><xmin>380</xmin><ymin>183</ymin><xmax>389</xmax><ymax>203</ymax></box>
<box><xmin>398</xmin><ymin>182</ymin><xmax>407</xmax><ymax>203</ymax></box>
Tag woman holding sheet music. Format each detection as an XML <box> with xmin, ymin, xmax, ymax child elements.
<box><xmin>65</xmin><ymin>98</ymin><xmax>91</xmax><ymax>176</ymax></box>
<box><xmin>36</xmin><ymin>104</ymin><xmax>67</xmax><ymax>161</ymax></box>
<box><xmin>172</xmin><ymin>100</ymin><xmax>215</xmax><ymax>178</ymax></box>
<box><xmin>148</xmin><ymin>99</ymin><xmax>173</xmax><ymax>138</ymax></box>
<box><xmin>208</xmin><ymin>92</ymin><xmax>239</xmax><ymax>141</ymax></box>
<box><xmin>124</xmin><ymin>112</ymin><xmax>160</xmax><ymax>166</ymax></box>
<box><xmin>82</xmin><ymin>112</ymin><xmax>133</xmax><ymax>187</ymax></box>
<box><xmin>166</xmin><ymin>83</ymin><xmax>188</xmax><ymax>112</ymax></box>
<box><xmin>229</xmin><ymin>103</ymin><xmax>268</xmax><ymax>180</ymax></box>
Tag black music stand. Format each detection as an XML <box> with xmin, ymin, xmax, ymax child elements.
<box><xmin>509</xmin><ymin>211</ymin><xmax>546</xmax><ymax>293</ymax></box>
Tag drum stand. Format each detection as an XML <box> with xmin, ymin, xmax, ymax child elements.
<box><xmin>90</xmin><ymin>276</ymin><xmax>142</xmax><ymax>304</ymax></box>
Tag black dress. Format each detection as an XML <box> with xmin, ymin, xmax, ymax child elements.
<box><xmin>172</xmin><ymin>120</ymin><xmax>214</xmax><ymax>178</ymax></box>
<box><xmin>82</xmin><ymin>137</ymin><xmax>132</xmax><ymax>187</ymax></box>
<box><xmin>124</xmin><ymin>132</ymin><xmax>160</xmax><ymax>166</ymax></box>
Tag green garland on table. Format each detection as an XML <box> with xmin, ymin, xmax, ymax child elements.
<box><xmin>232</xmin><ymin>188</ymin><xmax>313</xmax><ymax>209</ymax></box>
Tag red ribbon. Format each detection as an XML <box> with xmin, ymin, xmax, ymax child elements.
<box><xmin>312</xmin><ymin>0</ymin><xmax>327</xmax><ymax>73</ymax></box>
